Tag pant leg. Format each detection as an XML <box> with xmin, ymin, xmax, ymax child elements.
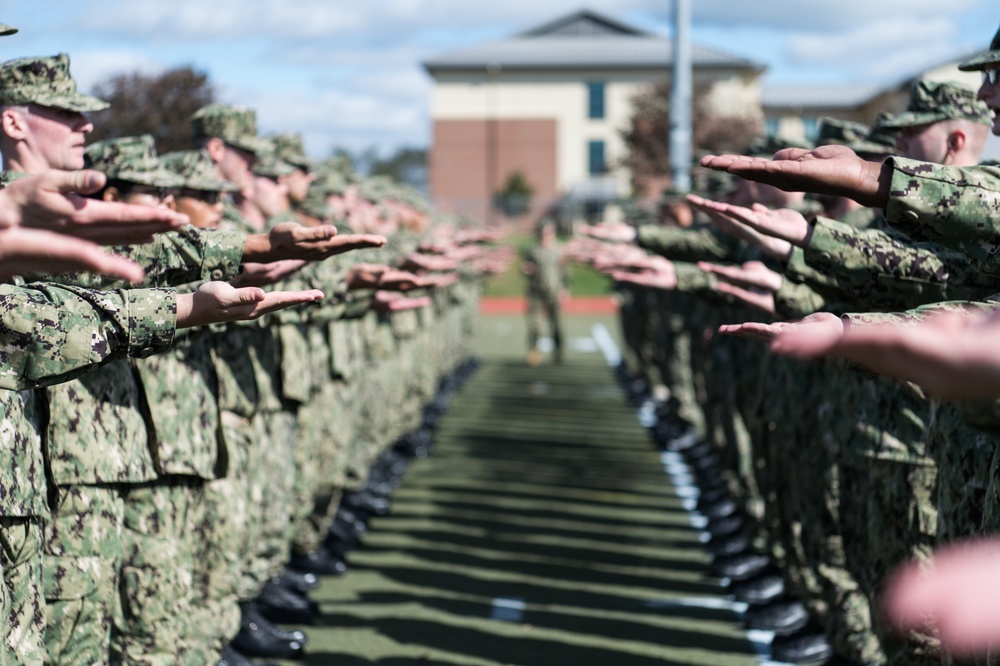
<box><xmin>112</xmin><ymin>477</ymin><xmax>202</xmax><ymax>666</ymax></box>
<box><xmin>188</xmin><ymin>415</ymin><xmax>249</xmax><ymax>663</ymax></box>
<box><xmin>43</xmin><ymin>485</ymin><xmax>124</xmax><ymax>666</ymax></box>
<box><xmin>0</xmin><ymin>516</ymin><xmax>45</xmax><ymax>666</ymax></box>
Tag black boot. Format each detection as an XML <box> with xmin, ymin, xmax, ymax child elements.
<box><xmin>731</xmin><ymin>570</ymin><xmax>786</xmax><ymax>605</ymax></box>
<box><xmin>770</xmin><ymin>626</ymin><xmax>833</xmax><ymax>664</ymax></box>
<box><xmin>257</xmin><ymin>577</ymin><xmax>318</xmax><ymax>625</ymax></box>
<box><xmin>275</xmin><ymin>567</ymin><xmax>319</xmax><ymax>595</ymax></box>
<box><xmin>232</xmin><ymin>602</ymin><xmax>306</xmax><ymax>660</ymax></box>
<box><xmin>745</xmin><ymin>599</ymin><xmax>809</xmax><ymax>635</ymax></box>
<box><xmin>289</xmin><ymin>548</ymin><xmax>348</xmax><ymax>577</ymax></box>
<box><xmin>710</xmin><ymin>552</ymin><xmax>770</xmax><ymax>580</ymax></box>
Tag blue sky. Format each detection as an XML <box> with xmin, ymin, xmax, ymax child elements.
<box><xmin>1</xmin><ymin>1</ymin><xmax>996</xmax><ymax>157</ymax></box>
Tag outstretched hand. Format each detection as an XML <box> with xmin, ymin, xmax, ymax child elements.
<box><xmin>246</xmin><ymin>222</ymin><xmax>386</xmax><ymax>263</ymax></box>
<box><xmin>772</xmin><ymin>308</ymin><xmax>1000</xmax><ymax>400</ymax></box>
<box><xmin>177</xmin><ymin>281</ymin><xmax>323</xmax><ymax>329</ymax></box>
<box><xmin>0</xmin><ymin>169</ymin><xmax>188</xmax><ymax>244</ymax></box>
<box><xmin>700</xmin><ymin>145</ymin><xmax>891</xmax><ymax>209</ymax></box>
<box><xmin>699</xmin><ymin>260</ymin><xmax>781</xmax><ymax>314</ymax></box>
<box><xmin>719</xmin><ymin>312</ymin><xmax>844</xmax><ymax>346</ymax></box>
<box><xmin>687</xmin><ymin>194</ymin><xmax>805</xmax><ymax>257</ymax></box>
<box><xmin>0</xmin><ymin>226</ymin><xmax>145</xmax><ymax>283</ymax></box>
<box><xmin>231</xmin><ymin>260</ymin><xmax>308</xmax><ymax>288</ymax></box>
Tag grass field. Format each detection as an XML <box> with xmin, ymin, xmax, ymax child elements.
<box><xmin>482</xmin><ymin>237</ymin><xmax>612</xmax><ymax>299</ymax></box>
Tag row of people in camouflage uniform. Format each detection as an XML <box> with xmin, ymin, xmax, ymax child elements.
<box><xmin>572</xmin><ymin>24</ymin><xmax>1000</xmax><ymax>666</ymax></box>
<box><xmin>0</xmin><ymin>21</ymin><xmax>510</xmax><ymax>666</ymax></box>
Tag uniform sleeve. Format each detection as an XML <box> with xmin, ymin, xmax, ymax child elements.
<box><xmin>772</xmin><ymin>279</ymin><xmax>828</xmax><ymax>319</ymax></box>
<box><xmin>0</xmin><ymin>282</ymin><xmax>176</xmax><ymax>390</ymax></box>
<box><xmin>883</xmin><ymin>157</ymin><xmax>1000</xmax><ymax>273</ymax></box>
<box><xmin>636</xmin><ymin>225</ymin><xmax>739</xmax><ymax>263</ymax></box>
<box><xmin>43</xmin><ymin>227</ymin><xmax>247</xmax><ymax>290</ymax></box>
<box><xmin>790</xmin><ymin>215</ymin><xmax>1000</xmax><ymax>309</ymax></box>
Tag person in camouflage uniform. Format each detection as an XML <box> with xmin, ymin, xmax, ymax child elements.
<box><xmin>522</xmin><ymin>219</ymin><xmax>566</xmax><ymax>366</ymax></box>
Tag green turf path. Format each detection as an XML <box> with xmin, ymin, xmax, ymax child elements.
<box><xmin>284</xmin><ymin>314</ymin><xmax>759</xmax><ymax>665</ymax></box>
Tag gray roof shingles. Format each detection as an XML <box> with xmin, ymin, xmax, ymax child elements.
<box><xmin>423</xmin><ymin>9</ymin><xmax>763</xmax><ymax>73</ymax></box>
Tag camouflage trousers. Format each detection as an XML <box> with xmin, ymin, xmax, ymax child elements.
<box><xmin>847</xmin><ymin>455</ymin><xmax>939</xmax><ymax>666</ymax></box>
<box><xmin>240</xmin><ymin>410</ymin><xmax>296</xmax><ymax>601</ymax></box>
<box><xmin>0</xmin><ymin>516</ymin><xmax>45</xmax><ymax>666</ymax></box>
<box><xmin>292</xmin><ymin>381</ymin><xmax>353</xmax><ymax>557</ymax></box>
<box><xmin>111</xmin><ymin>476</ymin><xmax>204</xmax><ymax>666</ymax></box>
<box><xmin>187</xmin><ymin>413</ymin><xmax>250</xmax><ymax>663</ymax></box>
<box><xmin>43</xmin><ymin>484</ymin><xmax>125</xmax><ymax>666</ymax></box>
<box><xmin>526</xmin><ymin>292</ymin><xmax>562</xmax><ymax>356</ymax></box>
<box><xmin>931</xmin><ymin>402</ymin><xmax>998</xmax><ymax>543</ymax></box>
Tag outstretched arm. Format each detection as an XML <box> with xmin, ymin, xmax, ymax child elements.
<box><xmin>700</xmin><ymin>145</ymin><xmax>893</xmax><ymax>209</ymax></box>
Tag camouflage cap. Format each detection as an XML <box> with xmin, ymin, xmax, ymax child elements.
<box><xmin>191</xmin><ymin>103</ymin><xmax>268</xmax><ymax>155</ymax></box>
<box><xmin>815</xmin><ymin>117</ymin><xmax>870</xmax><ymax>146</ymax></box>
<box><xmin>847</xmin><ymin>112</ymin><xmax>898</xmax><ymax>158</ymax></box>
<box><xmin>0</xmin><ymin>54</ymin><xmax>109</xmax><ymax>113</ymax></box>
<box><xmin>252</xmin><ymin>137</ymin><xmax>296</xmax><ymax>178</ymax></box>
<box><xmin>881</xmin><ymin>79</ymin><xmax>991</xmax><ymax>128</ymax></box>
<box><xmin>83</xmin><ymin>135</ymin><xmax>183</xmax><ymax>188</ymax></box>
<box><xmin>0</xmin><ymin>23</ymin><xmax>18</xmax><ymax>36</ymax></box>
<box><xmin>959</xmin><ymin>24</ymin><xmax>1000</xmax><ymax>71</ymax></box>
<box><xmin>746</xmin><ymin>133</ymin><xmax>813</xmax><ymax>158</ymax></box>
<box><xmin>271</xmin><ymin>132</ymin><xmax>313</xmax><ymax>171</ymax></box>
<box><xmin>160</xmin><ymin>149</ymin><xmax>240</xmax><ymax>193</ymax></box>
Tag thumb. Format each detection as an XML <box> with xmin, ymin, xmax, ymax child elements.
<box><xmin>234</xmin><ymin>287</ymin><xmax>266</xmax><ymax>304</ymax></box>
<box><xmin>59</xmin><ymin>169</ymin><xmax>107</xmax><ymax>194</ymax></box>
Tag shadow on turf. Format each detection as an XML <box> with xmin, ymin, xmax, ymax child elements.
<box><xmin>301</xmin><ymin>616</ymin><xmax>747</xmax><ymax>666</ymax></box>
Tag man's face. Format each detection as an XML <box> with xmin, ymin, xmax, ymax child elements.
<box><xmin>895</xmin><ymin>122</ymin><xmax>949</xmax><ymax>163</ymax></box>
<box><xmin>216</xmin><ymin>143</ymin><xmax>257</xmax><ymax>197</ymax></box>
<box><xmin>280</xmin><ymin>168</ymin><xmax>314</xmax><ymax>204</ymax></box>
<box><xmin>252</xmin><ymin>175</ymin><xmax>288</xmax><ymax>218</ymax></box>
<box><xmin>22</xmin><ymin>103</ymin><xmax>93</xmax><ymax>170</ymax></box>
<box><xmin>977</xmin><ymin>69</ymin><xmax>1000</xmax><ymax>136</ymax></box>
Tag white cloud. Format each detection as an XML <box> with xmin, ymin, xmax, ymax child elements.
<box><xmin>68</xmin><ymin>50</ymin><xmax>166</xmax><ymax>92</ymax></box>
<box><xmin>785</xmin><ymin>17</ymin><xmax>964</xmax><ymax>78</ymax></box>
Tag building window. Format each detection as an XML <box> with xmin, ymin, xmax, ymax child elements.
<box><xmin>587</xmin><ymin>81</ymin><xmax>605</xmax><ymax>119</ymax></box>
<box><xmin>802</xmin><ymin>117</ymin><xmax>819</xmax><ymax>142</ymax></box>
<box><xmin>588</xmin><ymin>140</ymin><xmax>607</xmax><ymax>175</ymax></box>
<box><xmin>765</xmin><ymin>117</ymin><xmax>779</xmax><ymax>137</ymax></box>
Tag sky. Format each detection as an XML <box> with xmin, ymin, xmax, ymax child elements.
<box><xmin>0</xmin><ymin>0</ymin><xmax>997</xmax><ymax>158</ymax></box>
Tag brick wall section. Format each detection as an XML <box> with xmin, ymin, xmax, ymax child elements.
<box><xmin>430</xmin><ymin>118</ymin><xmax>558</xmax><ymax>226</ymax></box>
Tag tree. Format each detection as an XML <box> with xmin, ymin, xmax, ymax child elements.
<box><xmin>620</xmin><ymin>82</ymin><xmax>759</xmax><ymax>197</ymax></box>
<box><xmin>493</xmin><ymin>170</ymin><xmax>534</xmax><ymax>217</ymax></box>
<box><xmin>88</xmin><ymin>67</ymin><xmax>216</xmax><ymax>153</ymax></box>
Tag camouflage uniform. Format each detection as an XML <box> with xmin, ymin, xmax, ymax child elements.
<box><xmin>34</xmin><ymin>135</ymin><xmax>244</xmax><ymax>666</ymax></box>
<box><xmin>523</xmin><ymin>230</ymin><xmax>565</xmax><ymax>360</ymax></box>
<box><xmin>0</xmin><ymin>281</ymin><xmax>178</xmax><ymax>666</ymax></box>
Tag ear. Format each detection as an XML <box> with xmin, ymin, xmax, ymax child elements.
<box><xmin>102</xmin><ymin>186</ymin><xmax>121</xmax><ymax>202</ymax></box>
<box><xmin>204</xmin><ymin>137</ymin><xmax>225</xmax><ymax>162</ymax></box>
<box><xmin>0</xmin><ymin>106</ymin><xmax>29</xmax><ymax>141</ymax></box>
<box><xmin>947</xmin><ymin>128</ymin><xmax>967</xmax><ymax>155</ymax></box>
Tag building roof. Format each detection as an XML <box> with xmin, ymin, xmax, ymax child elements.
<box><xmin>423</xmin><ymin>9</ymin><xmax>764</xmax><ymax>74</ymax></box>
<box><xmin>762</xmin><ymin>83</ymin><xmax>887</xmax><ymax>110</ymax></box>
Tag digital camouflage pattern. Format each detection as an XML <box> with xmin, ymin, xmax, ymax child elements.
<box><xmin>0</xmin><ymin>53</ymin><xmax>108</xmax><ymax>112</ymax></box>
<box><xmin>191</xmin><ymin>103</ymin><xmax>267</xmax><ymax>155</ymax></box>
<box><xmin>847</xmin><ymin>112</ymin><xmax>898</xmax><ymax>158</ymax></box>
<box><xmin>160</xmin><ymin>149</ymin><xmax>240</xmax><ymax>193</ymax></box>
<box><xmin>881</xmin><ymin>79</ymin><xmax>991</xmax><ymax>129</ymax></box>
<box><xmin>816</xmin><ymin>117</ymin><xmax>869</xmax><ymax>146</ymax></box>
<box><xmin>882</xmin><ymin>158</ymin><xmax>1000</xmax><ymax>273</ymax></box>
<box><xmin>0</xmin><ymin>283</ymin><xmax>176</xmax><ymax>394</ymax></box>
<box><xmin>788</xmin><ymin>215</ymin><xmax>1000</xmax><ymax>309</ymax></box>
<box><xmin>83</xmin><ymin>135</ymin><xmax>183</xmax><ymax>188</ymax></box>
<box><xmin>271</xmin><ymin>132</ymin><xmax>313</xmax><ymax>171</ymax></box>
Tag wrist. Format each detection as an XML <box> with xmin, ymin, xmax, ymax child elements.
<box><xmin>242</xmin><ymin>233</ymin><xmax>272</xmax><ymax>263</ymax></box>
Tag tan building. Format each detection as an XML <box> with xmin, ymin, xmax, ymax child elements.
<box><xmin>423</xmin><ymin>9</ymin><xmax>765</xmax><ymax>225</ymax></box>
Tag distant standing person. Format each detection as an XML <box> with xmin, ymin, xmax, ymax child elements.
<box><xmin>523</xmin><ymin>219</ymin><xmax>567</xmax><ymax>365</ymax></box>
